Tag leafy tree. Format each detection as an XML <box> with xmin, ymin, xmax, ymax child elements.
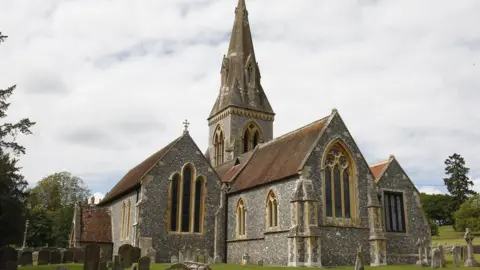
<box><xmin>443</xmin><ymin>153</ymin><xmax>476</xmax><ymax>211</ymax></box>
<box><xmin>420</xmin><ymin>193</ymin><xmax>455</xmax><ymax>225</ymax></box>
<box><xmin>454</xmin><ymin>194</ymin><xmax>480</xmax><ymax>232</ymax></box>
<box><xmin>0</xmin><ymin>32</ymin><xmax>36</xmax><ymax>245</ymax></box>
<box><xmin>27</xmin><ymin>172</ymin><xmax>91</xmax><ymax>247</ymax></box>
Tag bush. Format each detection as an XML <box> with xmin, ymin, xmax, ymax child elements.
<box><xmin>429</xmin><ymin>220</ymin><xmax>439</xmax><ymax>236</ymax></box>
<box><xmin>454</xmin><ymin>194</ymin><xmax>480</xmax><ymax>232</ymax></box>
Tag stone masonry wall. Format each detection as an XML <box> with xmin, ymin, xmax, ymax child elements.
<box><xmin>376</xmin><ymin>159</ymin><xmax>430</xmax><ymax>265</ymax></box>
<box><xmin>138</xmin><ymin>134</ymin><xmax>224</xmax><ymax>263</ymax></box>
<box><xmin>226</xmin><ymin>177</ymin><xmax>297</xmax><ymax>265</ymax></box>
<box><xmin>109</xmin><ymin>190</ymin><xmax>139</xmax><ymax>254</ymax></box>
<box><xmin>303</xmin><ymin>113</ymin><xmax>373</xmax><ymax>266</ymax></box>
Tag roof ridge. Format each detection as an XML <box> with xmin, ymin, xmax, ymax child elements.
<box><xmin>369</xmin><ymin>159</ymin><xmax>390</xmax><ymax>167</ymax></box>
<box><xmin>260</xmin><ymin>116</ymin><xmax>329</xmax><ymax>149</ymax></box>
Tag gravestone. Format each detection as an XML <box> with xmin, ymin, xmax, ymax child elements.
<box><xmin>257</xmin><ymin>260</ymin><xmax>264</xmax><ymax>266</ymax></box>
<box><xmin>464</xmin><ymin>228</ymin><xmax>479</xmax><ymax>267</ymax></box>
<box><xmin>431</xmin><ymin>248</ymin><xmax>441</xmax><ymax>268</ymax></box>
<box><xmin>143</xmin><ymin>248</ymin><xmax>156</xmax><ymax>265</ymax></box>
<box><xmin>138</xmin><ymin>256</ymin><xmax>150</xmax><ymax>270</ymax></box>
<box><xmin>354</xmin><ymin>245</ymin><xmax>364</xmax><ymax>270</ymax></box>
<box><xmin>98</xmin><ymin>261</ymin><xmax>107</xmax><ymax>270</ymax></box>
<box><xmin>74</xmin><ymin>248</ymin><xmax>85</xmax><ymax>263</ymax></box>
<box><xmin>38</xmin><ymin>250</ymin><xmax>50</xmax><ymax>265</ymax></box>
<box><xmin>32</xmin><ymin>251</ymin><xmax>39</xmax><ymax>264</ymax></box>
<box><xmin>184</xmin><ymin>249</ymin><xmax>193</xmax><ymax>262</ymax></box>
<box><xmin>241</xmin><ymin>253</ymin><xmax>249</xmax><ymax>265</ymax></box>
<box><xmin>473</xmin><ymin>245</ymin><xmax>480</xmax><ymax>254</ymax></box>
<box><xmin>452</xmin><ymin>245</ymin><xmax>460</xmax><ymax>267</ymax></box>
<box><xmin>19</xmin><ymin>251</ymin><xmax>33</xmax><ymax>266</ymax></box>
<box><xmin>5</xmin><ymin>261</ymin><xmax>18</xmax><ymax>270</ymax></box>
<box><xmin>118</xmin><ymin>244</ymin><xmax>134</xmax><ymax>268</ymax></box>
<box><xmin>196</xmin><ymin>254</ymin><xmax>205</xmax><ymax>264</ymax></box>
<box><xmin>63</xmin><ymin>250</ymin><xmax>74</xmax><ymax>263</ymax></box>
<box><xmin>113</xmin><ymin>255</ymin><xmax>120</xmax><ymax>270</ymax></box>
<box><xmin>438</xmin><ymin>245</ymin><xmax>447</xmax><ymax>267</ymax></box>
<box><xmin>84</xmin><ymin>244</ymin><xmax>100</xmax><ymax>270</ymax></box>
<box><xmin>132</xmin><ymin>247</ymin><xmax>141</xmax><ymax>263</ymax></box>
<box><xmin>171</xmin><ymin>255</ymin><xmax>178</xmax><ymax>264</ymax></box>
<box><xmin>423</xmin><ymin>237</ymin><xmax>430</xmax><ymax>265</ymax></box>
<box><xmin>415</xmin><ymin>238</ymin><xmax>425</xmax><ymax>267</ymax></box>
<box><xmin>50</xmin><ymin>250</ymin><xmax>62</xmax><ymax>264</ymax></box>
<box><xmin>166</xmin><ymin>263</ymin><xmax>189</xmax><ymax>270</ymax></box>
<box><xmin>0</xmin><ymin>246</ymin><xmax>17</xmax><ymax>269</ymax></box>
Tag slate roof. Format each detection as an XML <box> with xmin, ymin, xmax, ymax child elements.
<box><xmin>80</xmin><ymin>205</ymin><xmax>112</xmax><ymax>243</ymax></box>
<box><xmin>227</xmin><ymin>116</ymin><xmax>329</xmax><ymax>193</ymax></box>
<box><xmin>369</xmin><ymin>158</ymin><xmax>391</xmax><ymax>181</ymax></box>
<box><xmin>98</xmin><ymin>135</ymin><xmax>183</xmax><ymax>205</ymax></box>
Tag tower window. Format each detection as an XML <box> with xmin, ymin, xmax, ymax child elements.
<box><xmin>213</xmin><ymin>125</ymin><xmax>225</xmax><ymax>166</ymax></box>
<box><xmin>242</xmin><ymin>122</ymin><xmax>262</xmax><ymax>153</ymax></box>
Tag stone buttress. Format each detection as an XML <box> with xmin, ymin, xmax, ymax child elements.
<box><xmin>367</xmin><ymin>176</ymin><xmax>387</xmax><ymax>266</ymax></box>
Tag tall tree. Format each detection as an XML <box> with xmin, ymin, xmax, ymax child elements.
<box><xmin>420</xmin><ymin>193</ymin><xmax>455</xmax><ymax>225</ymax></box>
<box><xmin>27</xmin><ymin>172</ymin><xmax>91</xmax><ymax>247</ymax></box>
<box><xmin>443</xmin><ymin>153</ymin><xmax>476</xmax><ymax>211</ymax></box>
<box><xmin>0</xmin><ymin>32</ymin><xmax>36</xmax><ymax>245</ymax></box>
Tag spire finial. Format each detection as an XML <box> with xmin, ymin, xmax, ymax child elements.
<box><xmin>183</xmin><ymin>119</ymin><xmax>190</xmax><ymax>134</ymax></box>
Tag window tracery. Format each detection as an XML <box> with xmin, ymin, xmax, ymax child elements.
<box><xmin>266</xmin><ymin>191</ymin><xmax>278</xmax><ymax>228</ymax></box>
<box><xmin>242</xmin><ymin>122</ymin><xmax>262</xmax><ymax>153</ymax></box>
<box><xmin>213</xmin><ymin>125</ymin><xmax>225</xmax><ymax>166</ymax></box>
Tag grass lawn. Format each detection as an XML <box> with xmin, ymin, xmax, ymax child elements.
<box><xmin>432</xmin><ymin>225</ymin><xmax>480</xmax><ymax>246</ymax></box>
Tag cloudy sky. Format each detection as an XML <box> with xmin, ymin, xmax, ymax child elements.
<box><xmin>1</xmin><ymin>0</ymin><xmax>479</xmax><ymax>200</ymax></box>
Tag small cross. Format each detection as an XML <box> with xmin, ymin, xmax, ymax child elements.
<box><xmin>183</xmin><ymin>119</ymin><xmax>190</xmax><ymax>133</ymax></box>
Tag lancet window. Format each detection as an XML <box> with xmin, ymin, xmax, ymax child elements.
<box><xmin>242</xmin><ymin>122</ymin><xmax>262</xmax><ymax>153</ymax></box>
<box><xmin>236</xmin><ymin>198</ymin><xmax>246</xmax><ymax>237</ymax></box>
<box><xmin>213</xmin><ymin>125</ymin><xmax>225</xmax><ymax>166</ymax></box>
<box><xmin>266</xmin><ymin>191</ymin><xmax>278</xmax><ymax>228</ymax></box>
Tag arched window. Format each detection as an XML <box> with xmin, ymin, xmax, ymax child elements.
<box><xmin>242</xmin><ymin>122</ymin><xmax>262</xmax><ymax>153</ymax></box>
<box><xmin>324</xmin><ymin>142</ymin><xmax>356</xmax><ymax>224</ymax></box>
<box><xmin>169</xmin><ymin>164</ymin><xmax>206</xmax><ymax>234</ymax></box>
<box><xmin>170</xmin><ymin>173</ymin><xmax>180</xmax><ymax>231</ymax></box>
<box><xmin>193</xmin><ymin>176</ymin><xmax>205</xmax><ymax>233</ymax></box>
<box><xmin>236</xmin><ymin>198</ymin><xmax>246</xmax><ymax>237</ymax></box>
<box><xmin>126</xmin><ymin>200</ymin><xmax>131</xmax><ymax>237</ymax></box>
<box><xmin>121</xmin><ymin>201</ymin><xmax>126</xmax><ymax>238</ymax></box>
<box><xmin>213</xmin><ymin>125</ymin><xmax>225</xmax><ymax>166</ymax></box>
<box><xmin>266</xmin><ymin>191</ymin><xmax>278</xmax><ymax>228</ymax></box>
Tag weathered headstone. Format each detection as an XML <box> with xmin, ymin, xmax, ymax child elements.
<box><xmin>63</xmin><ymin>250</ymin><xmax>74</xmax><ymax>263</ymax></box>
<box><xmin>257</xmin><ymin>260</ymin><xmax>264</xmax><ymax>266</ymax></box>
<box><xmin>431</xmin><ymin>248</ymin><xmax>441</xmax><ymax>268</ymax></box>
<box><xmin>423</xmin><ymin>237</ymin><xmax>430</xmax><ymax>265</ymax></box>
<box><xmin>5</xmin><ymin>261</ymin><xmax>18</xmax><ymax>270</ymax></box>
<box><xmin>0</xmin><ymin>246</ymin><xmax>17</xmax><ymax>269</ymax></box>
<box><xmin>19</xmin><ymin>251</ymin><xmax>33</xmax><ymax>266</ymax></box>
<box><xmin>38</xmin><ymin>250</ymin><xmax>50</xmax><ymax>265</ymax></box>
<box><xmin>452</xmin><ymin>245</ymin><xmax>460</xmax><ymax>267</ymax></box>
<box><xmin>416</xmin><ymin>238</ymin><xmax>425</xmax><ymax>267</ymax></box>
<box><xmin>50</xmin><ymin>250</ymin><xmax>62</xmax><ymax>264</ymax></box>
<box><xmin>118</xmin><ymin>244</ymin><xmax>134</xmax><ymax>268</ymax></box>
<box><xmin>184</xmin><ymin>249</ymin><xmax>193</xmax><ymax>262</ymax></box>
<box><xmin>438</xmin><ymin>245</ymin><xmax>447</xmax><ymax>267</ymax></box>
<box><xmin>464</xmin><ymin>228</ymin><xmax>479</xmax><ymax>267</ymax></box>
<box><xmin>84</xmin><ymin>244</ymin><xmax>100</xmax><ymax>270</ymax></box>
<box><xmin>74</xmin><ymin>248</ymin><xmax>85</xmax><ymax>263</ymax></box>
<box><xmin>132</xmin><ymin>247</ymin><xmax>141</xmax><ymax>263</ymax></box>
<box><xmin>354</xmin><ymin>245</ymin><xmax>364</xmax><ymax>270</ymax></box>
<box><xmin>98</xmin><ymin>261</ymin><xmax>107</xmax><ymax>270</ymax></box>
<box><xmin>143</xmin><ymin>248</ymin><xmax>156</xmax><ymax>265</ymax></box>
<box><xmin>113</xmin><ymin>255</ymin><xmax>120</xmax><ymax>270</ymax></box>
<box><xmin>138</xmin><ymin>256</ymin><xmax>150</xmax><ymax>270</ymax></box>
<box><xmin>171</xmin><ymin>255</ymin><xmax>178</xmax><ymax>264</ymax></box>
<box><xmin>166</xmin><ymin>263</ymin><xmax>189</xmax><ymax>270</ymax></box>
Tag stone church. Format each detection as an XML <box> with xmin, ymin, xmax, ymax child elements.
<box><xmin>72</xmin><ymin>0</ymin><xmax>430</xmax><ymax>267</ymax></box>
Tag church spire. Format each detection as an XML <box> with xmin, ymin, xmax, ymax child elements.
<box><xmin>208</xmin><ymin>0</ymin><xmax>274</xmax><ymax>119</ymax></box>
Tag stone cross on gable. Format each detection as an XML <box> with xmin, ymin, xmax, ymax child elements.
<box><xmin>183</xmin><ymin>119</ymin><xmax>190</xmax><ymax>134</ymax></box>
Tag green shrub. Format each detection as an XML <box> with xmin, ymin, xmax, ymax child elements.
<box><xmin>429</xmin><ymin>220</ymin><xmax>439</xmax><ymax>236</ymax></box>
<box><xmin>454</xmin><ymin>194</ymin><xmax>480</xmax><ymax>232</ymax></box>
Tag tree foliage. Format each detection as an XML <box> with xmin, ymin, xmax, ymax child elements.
<box><xmin>420</xmin><ymin>193</ymin><xmax>455</xmax><ymax>225</ymax></box>
<box><xmin>0</xmin><ymin>32</ymin><xmax>36</xmax><ymax>245</ymax></box>
<box><xmin>454</xmin><ymin>194</ymin><xmax>480</xmax><ymax>232</ymax></box>
<box><xmin>27</xmin><ymin>172</ymin><xmax>91</xmax><ymax>247</ymax></box>
<box><xmin>444</xmin><ymin>153</ymin><xmax>476</xmax><ymax>211</ymax></box>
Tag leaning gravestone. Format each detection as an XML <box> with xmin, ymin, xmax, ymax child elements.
<box><xmin>50</xmin><ymin>250</ymin><xmax>62</xmax><ymax>264</ymax></box>
<box><xmin>118</xmin><ymin>244</ymin><xmax>134</xmax><ymax>268</ymax></box>
<box><xmin>19</xmin><ymin>251</ymin><xmax>33</xmax><ymax>266</ymax></box>
<box><xmin>74</xmin><ymin>248</ymin><xmax>85</xmax><ymax>263</ymax></box>
<box><xmin>138</xmin><ymin>256</ymin><xmax>151</xmax><ymax>270</ymax></box>
<box><xmin>63</xmin><ymin>250</ymin><xmax>74</xmax><ymax>263</ymax></box>
<box><xmin>5</xmin><ymin>261</ymin><xmax>18</xmax><ymax>270</ymax></box>
<box><xmin>452</xmin><ymin>245</ymin><xmax>460</xmax><ymax>267</ymax></box>
<box><xmin>431</xmin><ymin>248</ymin><xmax>441</xmax><ymax>268</ymax></box>
<box><xmin>84</xmin><ymin>244</ymin><xmax>100</xmax><ymax>270</ymax></box>
<box><xmin>132</xmin><ymin>247</ymin><xmax>141</xmax><ymax>263</ymax></box>
<box><xmin>37</xmin><ymin>250</ymin><xmax>50</xmax><ymax>265</ymax></box>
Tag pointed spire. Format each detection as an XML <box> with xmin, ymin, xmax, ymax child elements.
<box><xmin>209</xmin><ymin>0</ymin><xmax>274</xmax><ymax>119</ymax></box>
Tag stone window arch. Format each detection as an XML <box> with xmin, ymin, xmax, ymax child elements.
<box><xmin>322</xmin><ymin>140</ymin><xmax>358</xmax><ymax>225</ymax></box>
<box><xmin>242</xmin><ymin>122</ymin><xmax>262</xmax><ymax>153</ymax></box>
<box><xmin>266</xmin><ymin>190</ymin><xmax>278</xmax><ymax>229</ymax></box>
<box><xmin>213</xmin><ymin>125</ymin><xmax>225</xmax><ymax>166</ymax></box>
<box><xmin>236</xmin><ymin>198</ymin><xmax>246</xmax><ymax>237</ymax></box>
<box><xmin>169</xmin><ymin>163</ymin><xmax>206</xmax><ymax>234</ymax></box>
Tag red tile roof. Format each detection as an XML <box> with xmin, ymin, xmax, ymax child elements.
<box><xmin>80</xmin><ymin>206</ymin><xmax>112</xmax><ymax>243</ymax></box>
<box><xmin>99</xmin><ymin>135</ymin><xmax>182</xmax><ymax>205</ymax></box>
<box><xmin>228</xmin><ymin>117</ymin><xmax>329</xmax><ymax>193</ymax></box>
<box><xmin>369</xmin><ymin>160</ymin><xmax>390</xmax><ymax>181</ymax></box>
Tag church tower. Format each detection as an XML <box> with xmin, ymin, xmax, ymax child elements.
<box><xmin>208</xmin><ymin>0</ymin><xmax>275</xmax><ymax>167</ymax></box>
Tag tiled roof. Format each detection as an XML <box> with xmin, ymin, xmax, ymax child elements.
<box><xmin>80</xmin><ymin>206</ymin><xmax>112</xmax><ymax>243</ymax></box>
<box><xmin>98</xmin><ymin>135</ymin><xmax>183</xmax><ymax>205</ymax></box>
<box><xmin>229</xmin><ymin>116</ymin><xmax>329</xmax><ymax>193</ymax></box>
<box><xmin>215</xmin><ymin>151</ymin><xmax>254</xmax><ymax>183</ymax></box>
<box><xmin>369</xmin><ymin>159</ymin><xmax>390</xmax><ymax>181</ymax></box>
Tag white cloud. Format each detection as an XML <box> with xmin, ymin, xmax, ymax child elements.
<box><xmin>471</xmin><ymin>176</ymin><xmax>480</xmax><ymax>194</ymax></box>
<box><xmin>418</xmin><ymin>187</ymin><xmax>446</xmax><ymax>195</ymax></box>
<box><xmin>93</xmin><ymin>192</ymin><xmax>105</xmax><ymax>204</ymax></box>
<box><xmin>0</xmin><ymin>0</ymin><xmax>479</xmax><ymax>195</ymax></box>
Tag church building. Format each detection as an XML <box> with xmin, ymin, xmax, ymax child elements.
<box><xmin>74</xmin><ymin>0</ymin><xmax>430</xmax><ymax>266</ymax></box>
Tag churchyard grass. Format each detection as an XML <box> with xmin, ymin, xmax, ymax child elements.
<box><xmin>432</xmin><ymin>225</ymin><xmax>480</xmax><ymax>246</ymax></box>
